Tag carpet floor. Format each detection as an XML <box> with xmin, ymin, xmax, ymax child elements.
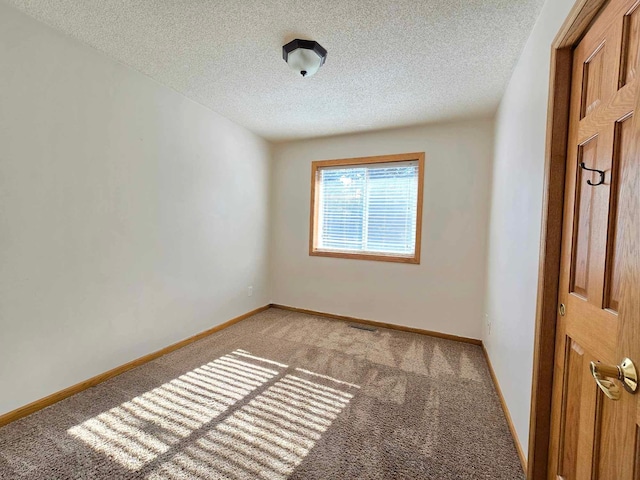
<box><xmin>0</xmin><ymin>308</ymin><xmax>524</xmax><ymax>479</ymax></box>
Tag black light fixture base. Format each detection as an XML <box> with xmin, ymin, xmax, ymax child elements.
<box><xmin>282</xmin><ymin>39</ymin><xmax>328</xmax><ymax>66</ymax></box>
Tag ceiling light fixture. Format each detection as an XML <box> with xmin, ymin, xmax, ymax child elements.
<box><xmin>282</xmin><ymin>39</ymin><xmax>327</xmax><ymax>78</ymax></box>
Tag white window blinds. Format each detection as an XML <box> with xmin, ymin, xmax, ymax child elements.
<box><xmin>316</xmin><ymin>161</ymin><xmax>419</xmax><ymax>256</ymax></box>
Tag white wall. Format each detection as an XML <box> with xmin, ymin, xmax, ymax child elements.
<box><xmin>0</xmin><ymin>4</ymin><xmax>271</xmax><ymax>416</ymax></box>
<box><xmin>271</xmin><ymin>118</ymin><xmax>495</xmax><ymax>339</ymax></box>
<box><xmin>483</xmin><ymin>0</ymin><xmax>576</xmax><ymax>457</ymax></box>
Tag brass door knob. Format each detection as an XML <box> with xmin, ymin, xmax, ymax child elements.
<box><xmin>590</xmin><ymin>358</ymin><xmax>638</xmax><ymax>401</ymax></box>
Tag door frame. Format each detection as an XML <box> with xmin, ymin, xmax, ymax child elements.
<box><xmin>528</xmin><ymin>0</ymin><xmax>612</xmax><ymax>478</ymax></box>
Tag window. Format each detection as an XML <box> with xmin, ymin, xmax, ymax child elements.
<box><xmin>310</xmin><ymin>152</ymin><xmax>424</xmax><ymax>264</ymax></box>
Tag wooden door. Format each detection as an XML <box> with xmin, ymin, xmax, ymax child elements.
<box><xmin>548</xmin><ymin>0</ymin><xmax>640</xmax><ymax>478</ymax></box>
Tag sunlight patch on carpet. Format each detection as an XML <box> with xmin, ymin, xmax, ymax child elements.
<box><xmin>67</xmin><ymin>349</ymin><xmax>358</xmax><ymax>478</ymax></box>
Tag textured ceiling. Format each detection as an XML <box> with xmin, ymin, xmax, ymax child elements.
<box><xmin>6</xmin><ymin>0</ymin><xmax>545</xmax><ymax>141</ymax></box>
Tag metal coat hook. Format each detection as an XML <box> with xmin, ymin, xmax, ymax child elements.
<box><xmin>580</xmin><ymin>162</ymin><xmax>605</xmax><ymax>186</ymax></box>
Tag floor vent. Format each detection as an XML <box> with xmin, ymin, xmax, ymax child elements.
<box><xmin>348</xmin><ymin>323</ymin><xmax>377</xmax><ymax>332</ymax></box>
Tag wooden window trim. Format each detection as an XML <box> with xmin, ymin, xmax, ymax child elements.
<box><xmin>309</xmin><ymin>152</ymin><xmax>425</xmax><ymax>264</ymax></box>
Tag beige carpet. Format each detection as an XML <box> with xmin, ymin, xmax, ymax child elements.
<box><xmin>0</xmin><ymin>308</ymin><xmax>524</xmax><ymax>479</ymax></box>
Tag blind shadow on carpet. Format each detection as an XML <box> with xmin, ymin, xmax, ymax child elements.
<box><xmin>67</xmin><ymin>348</ymin><xmax>359</xmax><ymax>479</ymax></box>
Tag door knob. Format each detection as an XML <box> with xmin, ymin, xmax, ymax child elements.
<box><xmin>590</xmin><ymin>358</ymin><xmax>638</xmax><ymax>401</ymax></box>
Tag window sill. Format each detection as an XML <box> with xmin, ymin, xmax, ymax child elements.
<box><xmin>309</xmin><ymin>249</ymin><xmax>420</xmax><ymax>264</ymax></box>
